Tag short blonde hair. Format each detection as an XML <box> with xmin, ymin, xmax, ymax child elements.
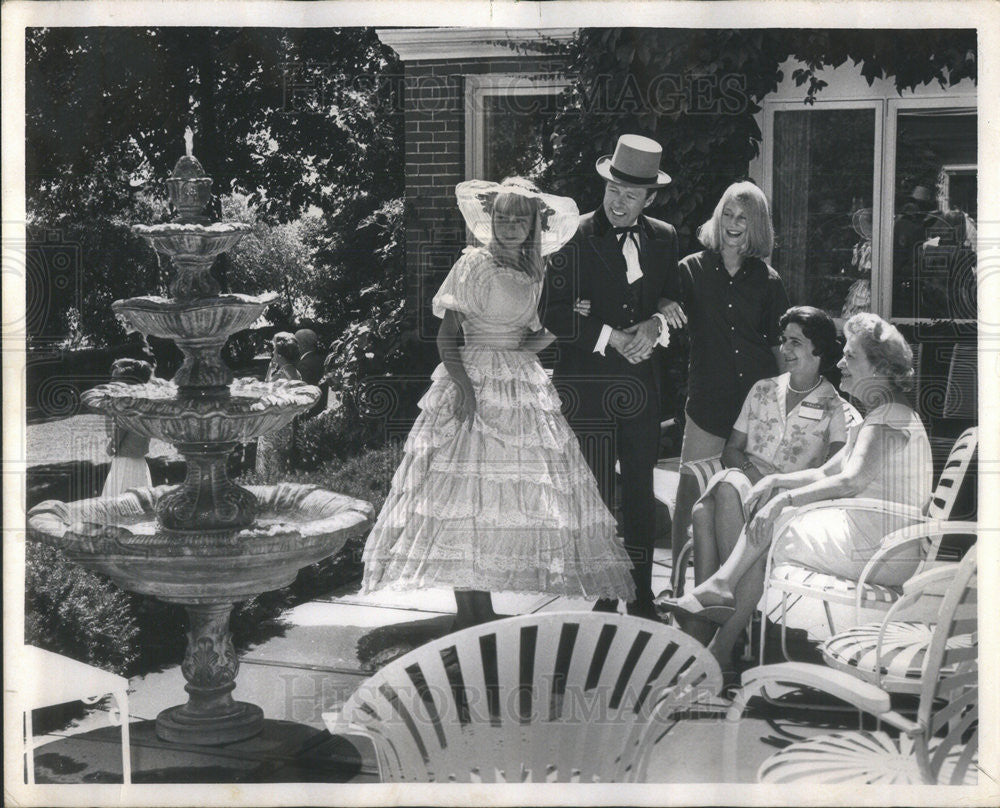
<box><xmin>843</xmin><ymin>313</ymin><xmax>915</xmax><ymax>392</ymax></box>
<box><xmin>698</xmin><ymin>181</ymin><xmax>774</xmax><ymax>258</ymax></box>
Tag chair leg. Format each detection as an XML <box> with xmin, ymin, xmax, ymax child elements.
<box><xmin>115</xmin><ymin>690</ymin><xmax>131</xmax><ymax>785</ymax></box>
<box><xmin>25</xmin><ymin>709</ymin><xmax>34</xmax><ymax>785</ymax></box>
<box><xmin>672</xmin><ymin>538</ymin><xmax>694</xmax><ymax>598</ymax></box>
<box><xmin>780</xmin><ymin>594</ymin><xmax>792</xmax><ymax>661</ymax></box>
<box><xmin>740</xmin><ymin>613</ymin><xmax>756</xmax><ymax>662</ymax></box>
<box><xmin>823</xmin><ymin>601</ymin><xmax>837</xmax><ymax>636</ymax></box>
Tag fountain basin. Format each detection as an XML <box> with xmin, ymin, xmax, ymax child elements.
<box><xmin>27</xmin><ymin>483</ymin><xmax>375</xmax><ymax>602</ymax></box>
<box><xmin>113</xmin><ymin>294</ymin><xmax>276</xmax><ymax>342</ymax></box>
<box><xmin>81</xmin><ymin>378</ymin><xmax>319</xmax><ymax>444</ymax></box>
<box><xmin>133</xmin><ymin>222</ymin><xmax>251</xmax><ymax>259</ymax></box>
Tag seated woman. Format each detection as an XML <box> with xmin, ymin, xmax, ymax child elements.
<box><xmin>682</xmin><ymin>306</ymin><xmax>849</xmax><ymax>641</ymax></box>
<box><xmin>657</xmin><ymin>312</ymin><xmax>932</xmax><ymax>669</ymax></box>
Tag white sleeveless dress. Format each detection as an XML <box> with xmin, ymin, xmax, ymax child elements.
<box><xmin>772</xmin><ymin>402</ymin><xmax>932</xmax><ymax>586</ymax></box>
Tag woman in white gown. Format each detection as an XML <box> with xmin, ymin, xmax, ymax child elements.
<box><xmin>102</xmin><ymin>358</ymin><xmax>154</xmax><ymax>497</ymax></box>
<box><xmin>362</xmin><ymin>177</ymin><xmax>635</xmax><ymax>629</ymax></box>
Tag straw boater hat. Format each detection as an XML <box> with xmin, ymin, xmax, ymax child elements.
<box><xmin>595</xmin><ymin>134</ymin><xmax>672</xmax><ymax>188</ymax></box>
<box><xmin>455</xmin><ymin>177</ymin><xmax>580</xmax><ymax>256</ymax></box>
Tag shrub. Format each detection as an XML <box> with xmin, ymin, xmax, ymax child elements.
<box><xmin>25</xmin><ymin>543</ymin><xmax>139</xmax><ymax>675</ymax></box>
<box><xmin>293</xmin><ymin>406</ymin><xmax>384</xmax><ymax>470</ymax></box>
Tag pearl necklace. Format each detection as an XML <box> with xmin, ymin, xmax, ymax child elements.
<box><xmin>787</xmin><ymin>376</ymin><xmax>822</xmax><ymax>395</ymax></box>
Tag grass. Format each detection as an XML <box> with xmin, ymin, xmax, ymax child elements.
<box><xmin>26</xmin><ymin>413</ymin><xmax>179</xmax><ymax>466</ymax></box>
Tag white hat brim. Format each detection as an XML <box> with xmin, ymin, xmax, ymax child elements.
<box><xmin>456</xmin><ymin>179</ymin><xmax>580</xmax><ymax>256</ymax></box>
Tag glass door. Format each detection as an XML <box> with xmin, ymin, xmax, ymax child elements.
<box><xmin>764</xmin><ymin>101</ymin><xmax>883</xmax><ymax>323</ymax></box>
<box><xmin>884</xmin><ymin>104</ymin><xmax>977</xmax><ymax>322</ymax></box>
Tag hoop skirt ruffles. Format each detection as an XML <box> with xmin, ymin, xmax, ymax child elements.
<box><xmin>361</xmin><ymin>248</ymin><xmax>635</xmax><ymax>600</ymax></box>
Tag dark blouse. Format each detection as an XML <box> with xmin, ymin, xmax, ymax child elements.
<box><xmin>675</xmin><ymin>250</ymin><xmax>790</xmax><ymax>437</ymax></box>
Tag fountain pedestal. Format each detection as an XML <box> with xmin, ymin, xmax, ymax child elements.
<box><xmin>157</xmin><ymin>601</ymin><xmax>263</xmax><ymax>745</ymax></box>
<box><xmin>157</xmin><ymin>442</ymin><xmax>256</xmax><ymax>532</ymax></box>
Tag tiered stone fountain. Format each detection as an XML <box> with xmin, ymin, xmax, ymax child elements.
<box><xmin>27</xmin><ymin>140</ymin><xmax>374</xmax><ymax>745</ymax></box>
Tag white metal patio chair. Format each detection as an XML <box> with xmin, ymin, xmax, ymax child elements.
<box><xmin>820</xmin><ymin>529</ymin><xmax>976</xmax><ymax>695</ymax></box>
<box><xmin>20</xmin><ymin>645</ymin><xmax>132</xmax><ymax>784</ymax></box>
<box><xmin>759</xmin><ymin>425</ymin><xmax>977</xmax><ymax>663</ymax></box>
<box><xmin>323</xmin><ymin>612</ymin><xmax>722</xmax><ymax>782</ymax></box>
<box><xmin>724</xmin><ymin>546</ymin><xmax>977</xmax><ymax>785</ymax></box>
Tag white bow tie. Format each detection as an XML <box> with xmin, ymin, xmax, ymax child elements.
<box><xmin>617</xmin><ymin>229</ymin><xmax>643</xmax><ymax>284</ymax></box>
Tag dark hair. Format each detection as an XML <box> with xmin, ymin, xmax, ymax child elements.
<box><xmin>778</xmin><ymin>306</ymin><xmax>840</xmax><ymax>370</ymax></box>
<box><xmin>110</xmin><ymin>358</ymin><xmax>154</xmax><ymax>384</ymax></box>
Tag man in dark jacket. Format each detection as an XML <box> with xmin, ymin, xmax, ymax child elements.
<box><xmin>542</xmin><ymin>134</ymin><xmax>678</xmax><ymax>619</ymax></box>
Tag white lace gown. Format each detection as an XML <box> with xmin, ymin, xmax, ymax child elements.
<box><xmin>361</xmin><ymin>248</ymin><xmax>635</xmax><ymax>599</ymax></box>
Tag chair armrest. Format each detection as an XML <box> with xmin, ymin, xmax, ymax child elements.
<box><xmin>856</xmin><ymin>521</ymin><xmax>977</xmax><ymax>620</ymax></box>
<box><xmin>722</xmin><ymin>662</ymin><xmax>920</xmax><ymax>781</ymax></box>
<box><xmin>901</xmin><ymin>563</ymin><xmax>960</xmax><ymax>597</ymax></box>
<box><xmin>322</xmin><ymin>709</ymin><xmax>376</xmax><ymax>745</ymax></box>
<box><xmin>739</xmin><ymin>662</ymin><xmax>893</xmax><ymax>715</ymax></box>
<box><xmin>322</xmin><ymin>708</ymin><xmax>367</xmax><ymax>736</ymax></box>
<box><xmin>784</xmin><ymin>498</ymin><xmax>924</xmax><ymax>522</ymax></box>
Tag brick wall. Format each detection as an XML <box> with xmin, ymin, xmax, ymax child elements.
<box><xmin>402</xmin><ymin>55</ymin><xmax>564</xmax><ymax>343</ymax></box>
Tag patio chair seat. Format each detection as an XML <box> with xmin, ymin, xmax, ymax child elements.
<box><xmin>758</xmin><ymin>730</ymin><xmax>977</xmax><ymax>785</ymax></box>
<box><xmin>821</xmin><ymin>622</ymin><xmax>975</xmax><ymax>694</ymax></box>
<box><xmin>770</xmin><ymin>564</ymin><xmax>899</xmax><ymax>607</ymax></box>
<box><xmin>324</xmin><ymin>612</ymin><xmax>722</xmax><ymax>782</ymax></box>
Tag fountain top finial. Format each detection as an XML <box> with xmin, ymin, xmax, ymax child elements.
<box><xmin>172</xmin><ymin>127</ymin><xmax>207</xmax><ymax>181</ymax></box>
<box><xmin>166</xmin><ymin>130</ymin><xmax>212</xmax><ymax>222</ymax></box>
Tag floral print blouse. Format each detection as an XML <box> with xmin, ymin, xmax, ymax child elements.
<box><xmin>733</xmin><ymin>373</ymin><xmax>857</xmax><ymax>475</ymax></box>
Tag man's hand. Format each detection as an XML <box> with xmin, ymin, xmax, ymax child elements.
<box><xmin>623</xmin><ymin>318</ymin><xmax>660</xmax><ymax>362</ymax></box>
<box><xmin>656</xmin><ymin>298</ymin><xmax>687</xmax><ymax>330</ymax></box>
<box><xmin>607</xmin><ymin>328</ymin><xmax>638</xmax><ymax>363</ymax></box>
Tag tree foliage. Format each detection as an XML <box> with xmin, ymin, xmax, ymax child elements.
<box><xmin>26</xmin><ymin>27</ymin><xmax>404</xmax><ymax>349</ymax></box>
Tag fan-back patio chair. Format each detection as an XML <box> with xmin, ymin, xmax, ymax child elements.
<box><xmin>723</xmin><ymin>546</ymin><xmax>977</xmax><ymax>785</ymax></box>
<box><xmin>323</xmin><ymin>612</ymin><xmax>722</xmax><ymax>782</ymax></box>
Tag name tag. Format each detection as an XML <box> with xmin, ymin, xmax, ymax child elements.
<box><xmin>798</xmin><ymin>400</ymin><xmax>824</xmax><ymax>421</ymax></box>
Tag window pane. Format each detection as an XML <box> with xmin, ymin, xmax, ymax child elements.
<box><xmin>771</xmin><ymin>108</ymin><xmax>876</xmax><ymax>320</ymax></box>
<box><xmin>482</xmin><ymin>93</ymin><xmax>556</xmax><ymax>182</ymax></box>
<box><xmin>891</xmin><ymin>109</ymin><xmax>977</xmax><ymax>320</ymax></box>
